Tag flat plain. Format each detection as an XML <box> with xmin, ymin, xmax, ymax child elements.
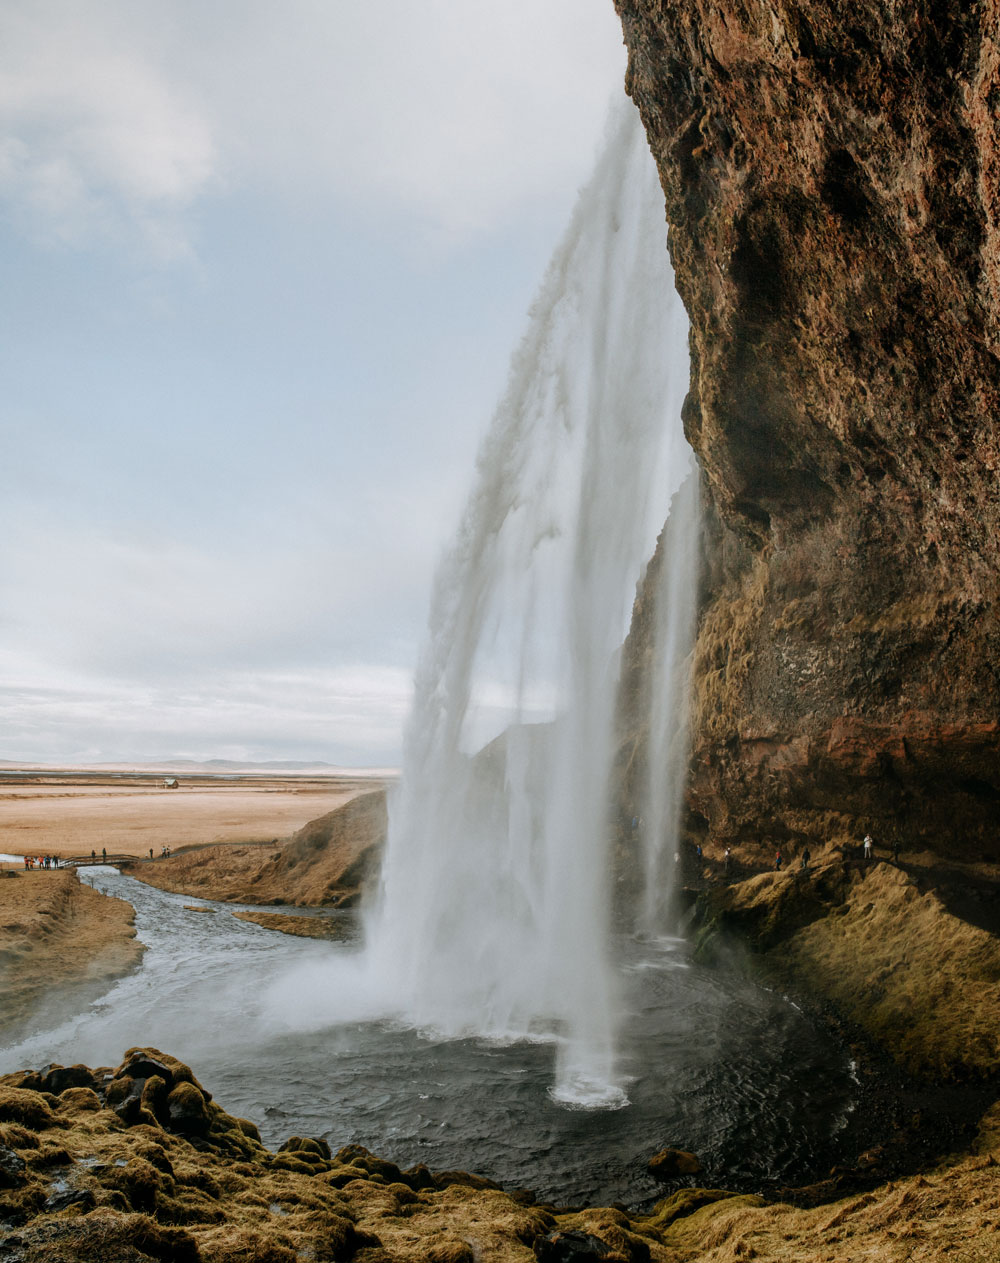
<box><xmin>0</xmin><ymin>768</ymin><xmax>393</xmax><ymax>862</ymax></box>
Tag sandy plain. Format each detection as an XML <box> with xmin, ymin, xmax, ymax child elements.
<box><xmin>0</xmin><ymin>769</ymin><xmax>393</xmax><ymax>863</ymax></box>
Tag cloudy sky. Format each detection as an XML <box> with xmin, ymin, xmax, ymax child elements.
<box><xmin>1</xmin><ymin>1</ymin><xmax>630</xmax><ymax>767</ymax></box>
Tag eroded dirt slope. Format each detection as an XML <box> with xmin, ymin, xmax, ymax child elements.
<box><xmin>0</xmin><ymin>870</ymin><xmax>143</xmax><ymax>1038</ymax></box>
<box><xmin>123</xmin><ymin>790</ymin><xmax>387</xmax><ymax>908</ymax></box>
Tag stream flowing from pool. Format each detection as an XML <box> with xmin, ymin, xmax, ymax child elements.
<box><xmin>0</xmin><ymin>868</ymin><xmax>858</xmax><ymax>1207</ymax></box>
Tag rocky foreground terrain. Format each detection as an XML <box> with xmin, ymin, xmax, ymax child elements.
<box><xmin>2</xmin><ymin>841</ymin><xmax>1000</xmax><ymax>1260</ymax></box>
<box><xmin>0</xmin><ymin>1027</ymin><xmax>998</xmax><ymax>1263</ymax></box>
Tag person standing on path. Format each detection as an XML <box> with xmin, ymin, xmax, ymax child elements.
<box><xmin>863</xmin><ymin>834</ymin><xmax>873</xmax><ymax>864</ymax></box>
<box><xmin>101</xmin><ymin>846</ymin><xmax>107</xmax><ymax>863</ymax></box>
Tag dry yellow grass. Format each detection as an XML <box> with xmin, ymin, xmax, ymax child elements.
<box><xmin>771</xmin><ymin>861</ymin><xmax>1000</xmax><ymax>1080</ymax></box>
<box><xmin>123</xmin><ymin>790</ymin><xmax>387</xmax><ymax>908</ymax></box>
<box><xmin>697</xmin><ymin>854</ymin><xmax>1000</xmax><ymax>1082</ymax></box>
<box><xmin>647</xmin><ymin>1143</ymin><xmax>1000</xmax><ymax>1262</ymax></box>
<box><xmin>124</xmin><ymin>842</ymin><xmax>280</xmax><ymax>894</ymax></box>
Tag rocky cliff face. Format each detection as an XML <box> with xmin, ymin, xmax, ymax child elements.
<box><xmin>616</xmin><ymin>0</ymin><xmax>1000</xmax><ymax>858</ymax></box>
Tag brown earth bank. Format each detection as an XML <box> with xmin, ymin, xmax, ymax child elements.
<box><xmin>0</xmin><ymin>871</ymin><xmax>144</xmax><ymax>1042</ymax></box>
<box><xmin>0</xmin><ymin>772</ymin><xmax>389</xmax><ymax>861</ymax></box>
<box><xmin>1</xmin><ymin>1046</ymin><xmax>999</xmax><ymax>1262</ymax></box>
<box><xmin>120</xmin><ymin>791</ymin><xmax>388</xmax><ymax>909</ymax></box>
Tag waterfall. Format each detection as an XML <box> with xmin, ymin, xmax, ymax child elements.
<box><xmin>637</xmin><ymin>471</ymin><xmax>701</xmax><ymax>939</ymax></box>
<box><xmin>362</xmin><ymin>99</ymin><xmax>697</xmax><ymax>1107</ymax></box>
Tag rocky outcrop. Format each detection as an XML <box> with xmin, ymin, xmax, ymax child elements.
<box><xmin>247</xmin><ymin>789</ymin><xmax>387</xmax><ymax>908</ymax></box>
<box><xmin>693</xmin><ymin>852</ymin><xmax>1000</xmax><ymax>1081</ymax></box>
<box><xmin>230</xmin><ymin>909</ymin><xmax>352</xmax><ymax>940</ymax></box>
<box><xmin>614</xmin><ymin>0</ymin><xmax>1000</xmax><ymax>861</ymax></box>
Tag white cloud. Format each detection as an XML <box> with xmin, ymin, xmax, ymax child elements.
<box><xmin>0</xmin><ymin>507</ymin><xmax>431</xmax><ymax>676</ymax></box>
<box><xmin>0</xmin><ymin>0</ymin><xmax>624</xmax><ymax>254</ymax></box>
<box><xmin>0</xmin><ymin>655</ymin><xmax>413</xmax><ymax>764</ymax></box>
<box><xmin>0</xmin><ymin>0</ymin><xmax>216</xmax><ymax>256</ymax></box>
<box><xmin>0</xmin><ymin>0</ymin><xmax>635</xmax><ymax>762</ymax></box>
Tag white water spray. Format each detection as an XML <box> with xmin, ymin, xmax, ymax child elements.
<box><xmin>359</xmin><ymin>100</ymin><xmax>698</xmax><ymax>1107</ymax></box>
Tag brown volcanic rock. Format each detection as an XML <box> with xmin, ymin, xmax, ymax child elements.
<box><xmin>614</xmin><ymin>0</ymin><xmax>1000</xmax><ymax>859</ymax></box>
<box><xmin>648</xmin><ymin>1147</ymin><xmax>703</xmax><ymax>1180</ymax></box>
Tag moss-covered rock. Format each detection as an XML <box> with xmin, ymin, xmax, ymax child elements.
<box><xmin>647</xmin><ymin>1148</ymin><xmax>702</xmax><ymax>1181</ymax></box>
<box><xmin>166</xmin><ymin>1081</ymin><xmax>211</xmax><ymax>1137</ymax></box>
<box><xmin>0</xmin><ymin>1088</ymin><xmax>60</xmax><ymax>1130</ymax></box>
<box><xmin>0</xmin><ymin>1049</ymin><xmax>684</xmax><ymax>1261</ymax></box>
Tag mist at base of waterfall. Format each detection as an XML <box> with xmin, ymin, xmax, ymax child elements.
<box><xmin>362</xmin><ymin>98</ymin><xmax>697</xmax><ymax>1107</ymax></box>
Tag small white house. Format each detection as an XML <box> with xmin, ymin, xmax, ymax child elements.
<box><xmin>163</xmin><ymin>777</ymin><xmax>179</xmax><ymax>789</ymax></box>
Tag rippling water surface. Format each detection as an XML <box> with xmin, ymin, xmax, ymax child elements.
<box><xmin>0</xmin><ymin>868</ymin><xmax>856</xmax><ymax>1207</ymax></box>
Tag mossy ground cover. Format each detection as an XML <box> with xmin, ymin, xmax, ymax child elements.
<box><xmin>693</xmin><ymin>849</ymin><xmax>1000</xmax><ymax>1079</ymax></box>
<box><xmin>2</xmin><ymin>1044</ymin><xmax>999</xmax><ymax>1262</ymax></box>
<box><xmin>0</xmin><ymin>1049</ymin><xmax>679</xmax><ymax>1262</ymax></box>
<box><xmin>230</xmin><ymin>910</ymin><xmax>351</xmax><ymax>941</ymax></box>
<box><xmin>772</xmin><ymin>862</ymin><xmax>1000</xmax><ymax>1082</ymax></box>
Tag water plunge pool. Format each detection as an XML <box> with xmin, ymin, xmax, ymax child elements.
<box><xmin>0</xmin><ymin>868</ymin><xmax>859</xmax><ymax>1208</ymax></box>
